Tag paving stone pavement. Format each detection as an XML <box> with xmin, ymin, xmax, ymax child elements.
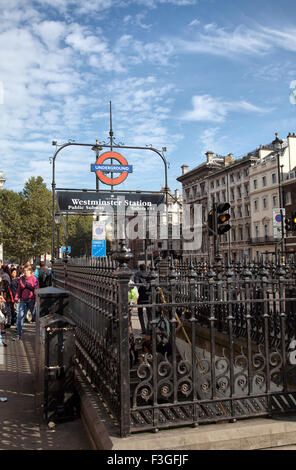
<box><xmin>0</xmin><ymin>323</ymin><xmax>91</xmax><ymax>450</ymax></box>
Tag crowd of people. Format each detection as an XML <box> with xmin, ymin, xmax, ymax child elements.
<box><xmin>0</xmin><ymin>260</ymin><xmax>52</xmax><ymax>346</ymax></box>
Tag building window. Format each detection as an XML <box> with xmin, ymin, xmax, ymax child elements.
<box><xmin>245</xmin><ymin>183</ymin><xmax>249</xmax><ymax>196</ymax></box>
<box><xmin>237</xmin><ymin>172</ymin><xmax>241</xmax><ymax>180</ymax></box>
<box><xmin>232</xmin><ymin>228</ymin><xmax>236</xmax><ymax>242</ymax></box>
<box><xmin>264</xmin><ymin>224</ymin><xmax>268</xmax><ymax>237</ymax></box>
<box><xmin>222</xmin><ymin>190</ymin><xmax>226</xmax><ymax>202</ymax></box>
<box><xmin>254</xmin><ymin>179</ymin><xmax>257</xmax><ymax>190</ymax></box>
<box><xmin>272</xmin><ymin>173</ymin><xmax>276</xmax><ymax>184</ymax></box>
<box><xmin>237</xmin><ymin>186</ymin><xmax>242</xmax><ymax>198</ymax></box>
<box><xmin>230</xmin><ymin>174</ymin><xmax>234</xmax><ymax>182</ymax></box>
<box><xmin>216</xmin><ymin>192</ymin><xmax>220</xmax><ymax>202</ymax></box>
<box><xmin>245</xmin><ymin>204</ymin><xmax>250</xmax><ymax>216</ymax></box>
<box><xmin>263</xmin><ymin>197</ymin><xmax>267</xmax><ymax>209</ymax></box>
<box><xmin>239</xmin><ymin>227</ymin><xmax>243</xmax><ymax>241</ymax></box>
<box><xmin>244</xmin><ymin>168</ymin><xmax>249</xmax><ymax>177</ymax></box>
<box><xmin>238</xmin><ymin>207</ymin><xmax>242</xmax><ymax>218</ymax></box>
<box><xmin>285</xmin><ymin>191</ymin><xmax>292</xmax><ymax>205</ymax></box>
<box><xmin>231</xmin><ymin>208</ymin><xmax>236</xmax><ymax>218</ymax></box>
<box><xmin>254</xmin><ymin>200</ymin><xmax>258</xmax><ymax>211</ymax></box>
<box><xmin>246</xmin><ymin>227</ymin><xmax>250</xmax><ymax>240</ymax></box>
<box><xmin>255</xmin><ymin>225</ymin><xmax>259</xmax><ymax>238</ymax></box>
<box><xmin>222</xmin><ymin>176</ymin><xmax>226</xmax><ymax>185</ymax></box>
<box><xmin>262</xmin><ymin>176</ymin><xmax>267</xmax><ymax>187</ymax></box>
<box><xmin>230</xmin><ymin>188</ymin><xmax>235</xmax><ymax>200</ymax></box>
<box><xmin>272</xmin><ymin>195</ymin><xmax>277</xmax><ymax>207</ymax></box>
<box><xmin>210</xmin><ymin>181</ymin><xmax>214</xmax><ymax>189</ymax></box>
<box><xmin>216</xmin><ymin>179</ymin><xmax>220</xmax><ymax>187</ymax></box>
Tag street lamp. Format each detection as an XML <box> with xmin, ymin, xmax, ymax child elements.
<box><xmin>55</xmin><ymin>215</ymin><xmax>61</xmax><ymax>259</ymax></box>
<box><xmin>272</xmin><ymin>132</ymin><xmax>285</xmax><ymax>256</ymax></box>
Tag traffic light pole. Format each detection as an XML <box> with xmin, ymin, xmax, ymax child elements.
<box><xmin>213</xmin><ymin>203</ymin><xmax>219</xmax><ymax>261</ymax></box>
<box><xmin>206</xmin><ymin>202</ymin><xmax>231</xmax><ymax>263</ymax></box>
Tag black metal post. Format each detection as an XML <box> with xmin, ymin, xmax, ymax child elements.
<box><xmin>112</xmin><ymin>240</ymin><xmax>133</xmax><ymax>437</ymax></box>
<box><xmin>51</xmin><ymin>141</ymin><xmax>168</xmax><ymax>263</ymax></box>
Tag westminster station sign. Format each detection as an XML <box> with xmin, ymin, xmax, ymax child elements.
<box><xmin>56</xmin><ymin>191</ymin><xmax>164</xmax><ymax>214</ymax></box>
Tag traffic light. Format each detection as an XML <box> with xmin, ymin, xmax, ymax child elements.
<box><xmin>285</xmin><ymin>216</ymin><xmax>292</xmax><ymax>233</ymax></box>
<box><xmin>292</xmin><ymin>212</ymin><xmax>296</xmax><ymax>232</ymax></box>
<box><xmin>217</xmin><ymin>202</ymin><xmax>231</xmax><ymax>235</ymax></box>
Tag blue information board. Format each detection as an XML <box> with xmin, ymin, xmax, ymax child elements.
<box><xmin>61</xmin><ymin>246</ymin><xmax>71</xmax><ymax>253</ymax></box>
<box><xmin>91</xmin><ymin>240</ymin><xmax>106</xmax><ymax>258</ymax></box>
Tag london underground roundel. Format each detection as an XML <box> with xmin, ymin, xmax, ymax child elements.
<box><xmin>94</xmin><ymin>151</ymin><xmax>132</xmax><ymax>186</ymax></box>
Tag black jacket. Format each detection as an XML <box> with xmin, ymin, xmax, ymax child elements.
<box><xmin>134</xmin><ymin>270</ymin><xmax>150</xmax><ymax>302</ymax></box>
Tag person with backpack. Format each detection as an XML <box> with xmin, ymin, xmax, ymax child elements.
<box><xmin>38</xmin><ymin>261</ymin><xmax>52</xmax><ymax>288</ymax></box>
<box><xmin>134</xmin><ymin>264</ymin><xmax>151</xmax><ymax>336</ymax></box>
<box><xmin>14</xmin><ymin>265</ymin><xmax>39</xmax><ymax>340</ymax></box>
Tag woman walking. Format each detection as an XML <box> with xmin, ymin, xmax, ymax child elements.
<box><xmin>10</xmin><ymin>268</ymin><xmax>19</xmax><ymax>326</ymax></box>
<box><xmin>14</xmin><ymin>265</ymin><xmax>39</xmax><ymax>340</ymax></box>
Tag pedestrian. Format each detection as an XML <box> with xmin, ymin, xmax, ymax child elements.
<box><xmin>128</xmin><ymin>279</ymin><xmax>139</xmax><ymax>305</ymax></box>
<box><xmin>38</xmin><ymin>261</ymin><xmax>52</xmax><ymax>288</ymax></box>
<box><xmin>10</xmin><ymin>268</ymin><xmax>19</xmax><ymax>326</ymax></box>
<box><xmin>14</xmin><ymin>265</ymin><xmax>39</xmax><ymax>340</ymax></box>
<box><xmin>33</xmin><ymin>266</ymin><xmax>39</xmax><ymax>279</ymax></box>
<box><xmin>0</xmin><ymin>275</ymin><xmax>13</xmax><ymax>328</ymax></box>
<box><xmin>0</xmin><ymin>277</ymin><xmax>9</xmax><ymax>346</ymax></box>
<box><xmin>0</xmin><ymin>291</ymin><xmax>7</xmax><ymax>347</ymax></box>
<box><xmin>1</xmin><ymin>265</ymin><xmax>11</xmax><ymax>285</ymax></box>
<box><xmin>18</xmin><ymin>265</ymin><xmax>24</xmax><ymax>277</ymax></box>
<box><xmin>134</xmin><ymin>264</ymin><xmax>151</xmax><ymax>336</ymax></box>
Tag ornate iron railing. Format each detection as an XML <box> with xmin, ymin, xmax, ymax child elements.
<box><xmin>53</xmin><ymin>253</ymin><xmax>296</xmax><ymax>436</ymax></box>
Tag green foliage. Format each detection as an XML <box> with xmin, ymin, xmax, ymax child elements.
<box><xmin>0</xmin><ymin>177</ymin><xmax>52</xmax><ymax>262</ymax></box>
<box><xmin>0</xmin><ymin>176</ymin><xmax>98</xmax><ymax>261</ymax></box>
<box><xmin>66</xmin><ymin>215</ymin><xmax>93</xmax><ymax>257</ymax></box>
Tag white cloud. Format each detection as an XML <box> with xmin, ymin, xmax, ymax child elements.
<box><xmin>123</xmin><ymin>13</ymin><xmax>153</xmax><ymax>29</ymax></box>
<box><xmin>182</xmin><ymin>95</ymin><xmax>271</xmax><ymax>122</ymax></box>
<box><xmin>32</xmin><ymin>21</ymin><xmax>66</xmax><ymax>50</ymax></box>
<box><xmin>175</xmin><ymin>24</ymin><xmax>272</xmax><ymax>58</ymax></box>
<box><xmin>189</xmin><ymin>19</ymin><xmax>200</xmax><ymax>27</ymax></box>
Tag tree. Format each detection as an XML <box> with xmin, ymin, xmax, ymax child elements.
<box><xmin>21</xmin><ymin>176</ymin><xmax>52</xmax><ymax>261</ymax></box>
<box><xmin>66</xmin><ymin>215</ymin><xmax>93</xmax><ymax>257</ymax></box>
<box><xmin>0</xmin><ymin>190</ymin><xmax>26</xmax><ymax>261</ymax></box>
<box><xmin>0</xmin><ymin>177</ymin><xmax>52</xmax><ymax>262</ymax></box>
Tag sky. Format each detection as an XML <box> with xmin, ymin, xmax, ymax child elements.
<box><xmin>1</xmin><ymin>0</ymin><xmax>296</xmax><ymax>193</ymax></box>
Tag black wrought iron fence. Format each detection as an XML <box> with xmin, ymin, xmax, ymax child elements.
<box><xmin>53</xmin><ymin>251</ymin><xmax>296</xmax><ymax>437</ymax></box>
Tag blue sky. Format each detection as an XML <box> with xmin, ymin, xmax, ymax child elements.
<box><xmin>1</xmin><ymin>0</ymin><xmax>296</xmax><ymax>193</ymax></box>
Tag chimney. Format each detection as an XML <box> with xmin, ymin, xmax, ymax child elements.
<box><xmin>181</xmin><ymin>164</ymin><xmax>188</xmax><ymax>175</ymax></box>
<box><xmin>206</xmin><ymin>151</ymin><xmax>214</xmax><ymax>163</ymax></box>
<box><xmin>224</xmin><ymin>153</ymin><xmax>234</xmax><ymax>166</ymax></box>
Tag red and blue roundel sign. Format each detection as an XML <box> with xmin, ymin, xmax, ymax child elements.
<box><xmin>91</xmin><ymin>151</ymin><xmax>133</xmax><ymax>186</ymax></box>
<box><xmin>275</xmin><ymin>214</ymin><xmax>282</xmax><ymax>223</ymax></box>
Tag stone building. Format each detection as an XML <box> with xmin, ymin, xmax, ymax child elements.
<box><xmin>177</xmin><ymin>133</ymin><xmax>296</xmax><ymax>262</ymax></box>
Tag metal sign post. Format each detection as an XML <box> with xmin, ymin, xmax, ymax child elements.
<box><xmin>50</xmin><ymin>104</ymin><xmax>169</xmax><ymax>262</ymax></box>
